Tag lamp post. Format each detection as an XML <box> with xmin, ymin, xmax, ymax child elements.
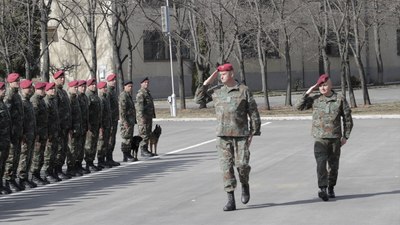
<box><xmin>161</xmin><ymin>0</ymin><xmax>177</xmax><ymax>117</ymax></box>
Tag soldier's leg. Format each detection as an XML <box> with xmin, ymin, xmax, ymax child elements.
<box><xmin>67</xmin><ymin>133</ymin><xmax>81</xmax><ymax>176</ymax></box>
<box><xmin>97</xmin><ymin>129</ymin><xmax>110</xmax><ymax>168</ymax></box>
<box><xmin>4</xmin><ymin>138</ymin><xmax>22</xmax><ymax>184</ymax></box>
<box><xmin>30</xmin><ymin>136</ymin><xmax>49</xmax><ymax>184</ymax></box>
<box><xmin>217</xmin><ymin>137</ymin><xmax>237</xmax><ymax>192</ymax></box>
<box><xmin>327</xmin><ymin>138</ymin><xmax>341</xmax><ymax>187</ymax></box>
<box><xmin>138</xmin><ymin>121</ymin><xmax>153</xmax><ymax>157</ymax></box>
<box><xmin>43</xmin><ymin>135</ymin><xmax>61</xmax><ymax>182</ymax></box>
<box><xmin>314</xmin><ymin>138</ymin><xmax>329</xmax><ymax>188</ymax></box>
<box><xmin>234</xmin><ymin>137</ymin><xmax>251</xmax><ymax>204</ymax></box>
<box><xmin>55</xmin><ymin>130</ymin><xmax>69</xmax><ymax>178</ymax></box>
<box><xmin>76</xmin><ymin>132</ymin><xmax>88</xmax><ymax>173</ymax></box>
<box><xmin>107</xmin><ymin>122</ymin><xmax>120</xmax><ymax>166</ymax></box>
<box><xmin>17</xmin><ymin>138</ymin><xmax>37</xmax><ymax>189</ymax></box>
<box><xmin>120</xmin><ymin>124</ymin><xmax>134</xmax><ymax>162</ymax></box>
<box><xmin>85</xmin><ymin>129</ymin><xmax>101</xmax><ymax>171</ymax></box>
<box><xmin>0</xmin><ymin>143</ymin><xmax>12</xmax><ymax>194</ymax></box>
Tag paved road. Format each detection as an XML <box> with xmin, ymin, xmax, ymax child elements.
<box><xmin>0</xmin><ymin>119</ymin><xmax>399</xmax><ymax>225</ymax></box>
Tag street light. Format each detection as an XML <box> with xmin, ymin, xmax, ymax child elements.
<box><xmin>161</xmin><ymin>0</ymin><xmax>177</xmax><ymax>117</ymax></box>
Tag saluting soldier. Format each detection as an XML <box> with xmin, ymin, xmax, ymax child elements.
<box><xmin>4</xmin><ymin>73</ymin><xmax>24</xmax><ymax>192</ymax></box>
<box><xmin>84</xmin><ymin>78</ymin><xmax>102</xmax><ymax>172</ymax></box>
<box><xmin>106</xmin><ymin>74</ymin><xmax>120</xmax><ymax>166</ymax></box>
<box><xmin>119</xmin><ymin>81</ymin><xmax>136</xmax><ymax>162</ymax></box>
<box><xmin>43</xmin><ymin>82</ymin><xmax>62</xmax><ymax>182</ymax></box>
<box><xmin>30</xmin><ymin>82</ymin><xmax>49</xmax><ymax>185</ymax></box>
<box><xmin>135</xmin><ymin>77</ymin><xmax>155</xmax><ymax>157</ymax></box>
<box><xmin>97</xmin><ymin>81</ymin><xmax>111</xmax><ymax>168</ymax></box>
<box><xmin>54</xmin><ymin>70</ymin><xmax>72</xmax><ymax>179</ymax></box>
<box><xmin>77</xmin><ymin>80</ymin><xmax>90</xmax><ymax>174</ymax></box>
<box><xmin>66</xmin><ymin>80</ymin><xmax>82</xmax><ymax>177</ymax></box>
<box><xmin>17</xmin><ymin>79</ymin><xmax>37</xmax><ymax>189</ymax></box>
<box><xmin>0</xmin><ymin>81</ymin><xmax>12</xmax><ymax>194</ymax></box>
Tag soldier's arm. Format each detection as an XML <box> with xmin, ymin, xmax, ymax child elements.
<box><xmin>135</xmin><ymin>91</ymin><xmax>144</xmax><ymax>118</ymax></box>
<box><xmin>119</xmin><ymin>94</ymin><xmax>128</xmax><ymax>123</ymax></box>
<box><xmin>247</xmin><ymin>89</ymin><xmax>261</xmax><ymax>136</ymax></box>
<box><xmin>341</xmin><ymin>97</ymin><xmax>353</xmax><ymax>140</ymax></box>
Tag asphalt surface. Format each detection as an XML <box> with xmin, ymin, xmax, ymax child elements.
<box><xmin>0</xmin><ymin>118</ymin><xmax>399</xmax><ymax>225</ymax></box>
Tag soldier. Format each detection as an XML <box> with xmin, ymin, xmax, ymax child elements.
<box><xmin>66</xmin><ymin>80</ymin><xmax>83</xmax><ymax>177</ymax></box>
<box><xmin>77</xmin><ymin>80</ymin><xmax>90</xmax><ymax>174</ymax></box>
<box><xmin>195</xmin><ymin>63</ymin><xmax>261</xmax><ymax>211</ymax></box>
<box><xmin>4</xmin><ymin>73</ymin><xmax>24</xmax><ymax>191</ymax></box>
<box><xmin>135</xmin><ymin>77</ymin><xmax>155</xmax><ymax>157</ymax></box>
<box><xmin>106</xmin><ymin>74</ymin><xmax>120</xmax><ymax>166</ymax></box>
<box><xmin>0</xmin><ymin>81</ymin><xmax>12</xmax><ymax>194</ymax></box>
<box><xmin>17</xmin><ymin>79</ymin><xmax>37</xmax><ymax>189</ymax></box>
<box><xmin>97</xmin><ymin>81</ymin><xmax>111</xmax><ymax>168</ymax></box>
<box><xmin>295</xmin><ymin>74</ymin><xmax>353</xmax><ymax>201</ymax></box>
<box><xmin>43</xmin><ymin>82</ymin><xmax>62</xmax><ymax>182</ymax></box>
<box><xmin>119</xmin><ymin>81</ymin><xmax>136</xmax><ymax>162</ymax></box>
<box><xmin>30</xmin><ymin>82</ymin><xmax>49</xmax><ymax>185</ymax></box>
<box><xmin>54</xmin><ymin>70</ymin><xmax>72</xmax><ymax>179</ymax></box>
<box><xmin>85</xmin><ymin>78</ymin><xmax>102</xmax><ymax>171</ymax></box>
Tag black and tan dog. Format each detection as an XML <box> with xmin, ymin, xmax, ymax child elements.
<box><xmin>131</xmin><ymin>135</ymin><xmax>143</xmax><ymax>161</ymax></box>
<box><xmin>149</xmin><ymin>124</ymin><xmax>162</xmax><ymax>156</ymax></box>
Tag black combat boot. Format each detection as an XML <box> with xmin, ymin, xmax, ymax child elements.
<box><xmin>241</xmin><ymin>183</ymin><xmax>250</xmax><ymax>204</ymax></box>
<box><xmin>66</xmin><ymin>165</ymin><xmax>77</xmax><ymax>177</ymax></box>
<box><xmin>97</xmin><ymin>157</ymin><xmax>110</xmax><ymax>169</ymax></box>
<box><xmin>75</xmin><ymin>162</ymin><xmax>89</xmax><ymax>175</ymax></box>
<box><xmin>45</xmin><ymin>169</ymin><xmax>62</xmax><ymax>182</ymax></box>
<box><xmin>318</xmin><ymin>187</ymin><xmax>329</xmax><ymax>201</ymax></box>
<box><xmin>32</xmin><ymin>172</ymin><xmax>50</xmax><ymax>185</ymax></box>
<box><xmin>19</xmin><ymin>177</ymin><xmax>37</xmax><ymax>189</ymax></box>
<box><xmin>223</xmin><ymin>191</ymin><xmax>236</xmax><ymax>211</ymax></box>
<box><xmin>86</xmin><ymin>161</ymin><xmax>101</xmax><ymax>172</ymax></box>
<box><xmin>107</xmin><ymin>153</ymin><xmax>120</xmax><ymax>166</ymax></box>
<box><xmin>328</xmin><ymin>186</ymin><xmax>335</xmax><ymax>198</ymax></box>
<box><xmin>140</xmin><ymin>146</ymin><xmax>153</xmax><ymax>158</ymax></box>
<box><xmin>0</xmin><ymin>180</ymin><xmax>12</xmax><ymax>194</ymax></box>
<box><xmin>123</xmin><ymin>152</ymin><xmax>135</xmax><ymax>162</ymax></box>
<box><xmin>57</xmin><ymin>166</ymin><xmax>72</xmax><ymax>179</ymax></box>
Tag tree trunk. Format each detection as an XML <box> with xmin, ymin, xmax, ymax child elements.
<box><xmin>284</xmin><ymin>31</ymin><xmax>292</xmax><ymax>106</ymax></box>
<box><xmin>373</xmin><ymin>0</ymin><xmax>384</xmax><ymax>85</ymax></box>
<box><xmin>40</xmin><ymin>0</ymin><xmax>50</xmax><ymax>82</ymax></box>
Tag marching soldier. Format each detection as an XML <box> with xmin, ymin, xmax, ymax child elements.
<box><xmin>54</xmin><ymin>70</ymin><xmax>72</xmax><ymax>179</ymax></box>
<box><xmin>85</xmin><ymin>78</ymin><xmax>102</xmax><ymax>171</ymax></box>
<box><xmin>135</xmin><ymin>77</ymin><xmax>155</xmax><ymax>157</ymax></box>
<box><xmin>4</xmin><ymin>73</ymin><xmax>24</xmax><ymax>191</ymax></box>
<box><xmin>18</xmin><ymin>79</ymin><xmax>37</xmax><ymax>189</ymax></box>
<box><xmin>30</xmin><ymin>82</ymin><xmax>49</xmax><ymax>185</ymax></box>
<box><xmin>0</xmin><ymin>81</ymin><xmax>12</xmax><ymax>194</ymax></box>
<box><xmin>97</xmin><ymin>81</ymin><xmax>111</xmax><ymax>168</ymax></box>
<box><xmin>77</xmin><ymin>80</ymin><xmax>90</xmax><ymax>174</ymax></box>
<box><xmin>119</xmin><ymin>81</ymin><xmax>136</xmax><ymax>162</ymax></box>
<box><xmin>106</xmin><ymin>74</ymin><xmax>120</xmax><ymax>166</ymax></box>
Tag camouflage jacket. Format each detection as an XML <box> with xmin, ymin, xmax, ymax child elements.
<box><xmin>5</xmin><ymin>87</ymin><xmax>24</xmax><ymax>137</ymax></box>
<box><xmin>99</xmin><ymin>92</ymin><xmax>111</xmax><ymax>129</ymax></box>
<box><xmin>195</xmin><ymin>83</ymin><xmax>261</xmax><ymax>137</ymax></box>
<box><xmin>69</xmin><ymin>92</ymin><xmax>82</xmax><ymax>135</ymax></box>
<box><xmin>86</xmin><ymin>89</ymin><xmax>102</xmax><ymax>130</ymax></box>
<box><xmin>119</xmin><ymin>91</ymin><xmax>136</xmax><ymax>126</ymax></box>
<box><xmin>44</xmin><ymin>95</ymin><xmax>60</xmax><ymax>136</ymax></box>
<box><xmin>56</xmin><ymin>84</ymin><xmax>72</xmax><ymax>131</ymax></box>
<box><xmin>136</xmin><ymin>88</ymin><xmax>155</xmax><ymax>119</ymax></box>
<box><xmin>107</xmin><ymin>86</ymin><xmax>119</xmax><ymax>123</ymax></box>
<box><xmin>31</xmin><ymin>93</ymin><xmax>48</xmax><ymax>138</ymax></box>
<box><xmin>78</xmin><ymin>92</ymin><xmax>89</xmax><ymax>132</ymax></box>
<box><xmin>22</xmin><ymin>94</ymin><xmax>36</xmax><ymax>141</ymax></box>
<box><xmin>0</xmin><ymin>97</ymin><xmax>11</xmax><ymax>146</ymax></box>
<box><xmin>295</xmin><ymin>90</ymin><xmax>353</xmax><ymax>139</ymax></box>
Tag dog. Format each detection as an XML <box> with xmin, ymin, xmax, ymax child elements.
<box><xmin>149</xmin><ymin>124</ymin><xmax>162</xmax><ymax>156</ymax></box>
<box><xmin>131</xmin><ymin>135</ymin><xmax>143</xmax><ymax>161</ymax></box>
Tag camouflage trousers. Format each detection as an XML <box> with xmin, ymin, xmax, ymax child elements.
<box><xmin>108</xmin><ymin>121</ymin><xmax>118</xmax><ymax>155</ymax></box>
<box><xmin>217</xmin><ymin>136</ymin><xmax>251</xmax><ymax>192</ymax></box>
<box><xmin>55</xmin><ymin>129</ymin><xmax>69</xmax><ymax>167</ymax></box>
<box><xmin>43</xmin><ymin>133</ymin><xmax>58</xmax><ymax>174</ymax></box>
<box><xmin>77</xmin><ymin>130</ymin><xmax>87</xmax><ymax>165</ymax></box>
<box><xmin>120</xmin><ymin>123</ymin><xmax>134</xmax><ymax>153</ymax></box>
<box><xmin>0</xmin><ymin>142</ymin><xmax>10</xmax><ymax>180</ymax></box>
<box><xmin>30</xmin><ymin>135</ymin><xmax>47</xmax><ymax>174</ymax></box>
<box><xmin>85</xmin><ymin>128</ymin><xmax>99</xmax><ymax>163</ymax></box>
<box><xmin>137</xmin><ymin>119</ymin><xmax>152</xmax><ymax>150</ymax></box>
<box><xmin>4</xmin><ymin>136</ymin><xmax>22</xmax><ymax>180</ymax></box>
<box><xmin>18</xmin><ymin>135</ymin><xmax>35</xmax><ymax>179</ymax></box>
<box><xmin>67</xmin><ymin>132</ymin><xmax>81</xmax><ymax>168</ymax></box>
<box><xmin>314</xmin><ymin>138</ymin><xmax>341</xmax><ymax>188</ymax></box>
<box><xmin>97</xmin><ymin>128</ymin><xmax>110</xmax><ymax>158</ymax></box>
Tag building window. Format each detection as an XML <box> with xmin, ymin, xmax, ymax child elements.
<box><xmin>48</xmin><ymin>26</ymin><xmax>59</xmax><ymax>43</ymax></box>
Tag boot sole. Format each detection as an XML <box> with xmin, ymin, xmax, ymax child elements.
<box><xmin>318</xmin><ymin>191</ymin><xmax>329</xmax><ymax>201</ymax></box>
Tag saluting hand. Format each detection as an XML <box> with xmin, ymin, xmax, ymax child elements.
<box><xmin>306</xmin><ymin>83</ymin><xmax>319</xmax><ymax>95</ymax></box>
<box><xmin>341</xmin><ymin>137</ymin><xmax>347</xmax><ymax>146</ymax></box>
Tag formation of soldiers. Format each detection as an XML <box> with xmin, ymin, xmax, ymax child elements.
<box><xmin>0</xmin><ymin>71</ymin><xmax>156</xmax><ymax>195</ymax></box>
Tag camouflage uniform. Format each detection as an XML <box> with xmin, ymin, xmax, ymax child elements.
<box><xmin>43</xmin><ymin>94</ymin><xmax>60</xmax><ymax>177</ymax></box>
<box><xmin>107</xmin><ymin>85</ymin><xmax>119</xmax><ymax>163</ymax></box>
<box><xmin>85</xmin><ymin>89</ymin><xmax>102</xmax><ymax>166</ymax></box>
<box><xmin>135</xmin><ymin>87</ymin><xmax>155</xmax><ymax>151</ymax></box>
<box><xmin>119</xmin><ymin>91</ymin><xmax>136</xmax><ymax>154</ymax></box>
<box><xmin>296</xmin><ymin>90</ymin><xmax>353</xmax><ymax>188</ymax></box>
<box><xmin>55</xmin><ymin>84</ymin><xmax>72</xmax><ymax>173</ymax></box>
<box><xmin>30</xmin><ymin>93</ymin><xmax>48</xmax><ymax>176</ymax></box>
<box><xmin>0</xmin><ymin>95</ymin><xmax>11</xmax><ymax>189</ymax></box>
<box><xmin>4</xmin><ymin>87</ymin><xmax>24</xmax><ymax>182</ymax></box>
<box><xmin>18</xmin><ymin>93</ymin><xmax>36</xmax><ymax>181</ymax></box>
<box><xmin>97</xmin><ymin>91</ymin><xmax>111</xmax><ymax>166</ymax></box>
<box><xmin>78</xmin><ymin>92</ymin><xmax>89</xmax><ymax>169</ymax></box>
<box><xmin>67</xmin><ymin>91</ymin><xmax>82</xmax><ymax>174</ymax></box>
<box><xmin>195</xmin><ymin>83</ymin><xmax>261</xmax><ymax>192</ymax></box>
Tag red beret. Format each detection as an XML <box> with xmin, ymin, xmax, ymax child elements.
<box><xmin>7</xmin><ymin>73</ymin><xmax>20</xmax><ymax>83</ymax></box>
<box><xmin>53</xmin><ymin>70</ymin><xmax>65</xmax><ymax>79</ymax></box>
<box><xmin>45</xmin><ymin>82</ymin><xmax>55</xmax><ymax>91</ymax></box>
<box><xmin>0</xmin><ymin>82</ymin><xmax>5</xmax><ymax>89</ymax></box>
<box><xmin>78</xmin><ymin>80</ymin><xmax>86</xmax><ymax>86</ymax></box>
<box><xmin>316</xmin><ymin>74</ymin><xmax>330</xmax><ymax>86</ymax></box>
<box><xmin>97</xmin><ymin>81</ymin><xmax>107</xmax><ymax>89</ymax></box>
<box><xmin>34</xmin><ymin>82</ymin><xmax>46</xmax><ymax>89</ymax></box>
<box><xmin>217</xmin><ymin>63</ymin><xmax>233</xmax><ymax>72</ymax></box>
<box><xmin>20</xmin><ymin>79</ymin><xmax>33</xmax><ymax>89</ymax></box>
<box><xmin>87</xmin><ymin>78</ymin><xmax>96</xmax><ymax>86</ymax></box>
<box><xmin>68</xmin><ymin>80</ymin><xmax>79</xmax><ymax>87</ymax></box>
<box><xmin>106</xmin><ymin>73</ymin><xmax>117</xmax><ymax>81</ymax></box>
